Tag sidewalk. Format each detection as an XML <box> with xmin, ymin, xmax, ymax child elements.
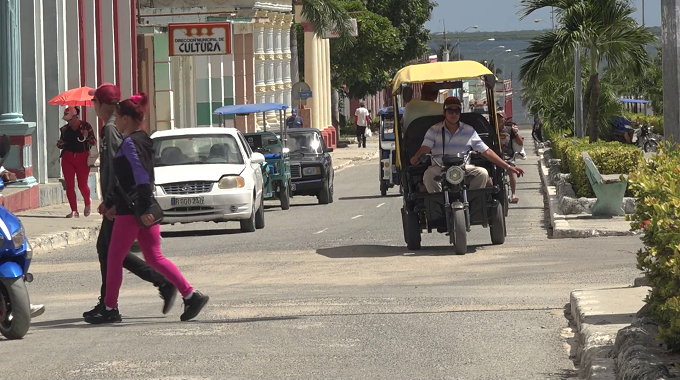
<box><xmin>330</xmin><ymin>136</ymin><xmax>379</xmax><ymax>171</ymax></box>
<box><xmin>18</xmin><ymin>203</ymin><xmax>101</xmax><ymax>256</ymax></box>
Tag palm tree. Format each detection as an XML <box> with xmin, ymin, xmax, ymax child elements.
<box><xmin>290</xmin><ymin>0</ymin><xmax>355</xmax><ymax>84</ymax></box>
<box><xmin>519</xmin><ymin>0</ymin><xmax>656</xmax><ymax>142</ymax></box>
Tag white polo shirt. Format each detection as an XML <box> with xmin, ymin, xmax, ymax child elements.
<box><xmin>422</xmin><ymin>121</ymin><xmax>489</xmax><ymax>159</ymax></box>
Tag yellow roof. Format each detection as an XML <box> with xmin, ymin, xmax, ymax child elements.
<box><xmin>391</xmin><ymin>61</ymin><xmax>493</xmax><ymax>93</ymax></box>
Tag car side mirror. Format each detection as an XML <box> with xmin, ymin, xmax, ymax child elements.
<box><xmin>325</xmin><ymin>147</ymin><xmax>334</xmax><ymax>153</ymax></box>
<box><xmin>251</xmin><ymin>152</ymin><xmax>266</xmax><ymax>164</ymax></box>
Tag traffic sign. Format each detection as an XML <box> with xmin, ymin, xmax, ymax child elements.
<box><xmin>299</xmin><ymin>91</ymin><xmax>313</xmax><ymax>99</ymax></box>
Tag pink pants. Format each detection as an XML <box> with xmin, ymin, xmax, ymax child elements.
<box><xmin>61</xmin><ymin>151</ymin><xmax>91</xmax><ymax>212</ymax></box>
<box><xmin>104</xmin><ymin>214</ymin><xmax>193</xmax><ymax>309</ymax></box>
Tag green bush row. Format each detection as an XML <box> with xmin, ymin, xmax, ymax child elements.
<box><xmin>552</xmin><ymin>136</ymin><xmax>642</xmax><ymax>197</ymax></box>
<box><xmin>628</xmin><ymin>142</ymin><xmax>680</xmax><ymax>350</ymax></box>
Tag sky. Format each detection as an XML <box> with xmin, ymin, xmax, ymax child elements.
<box><xmin>425</xmin><ymin>0</ymin><xmax>661</xmax><ymax>33</ymax></box>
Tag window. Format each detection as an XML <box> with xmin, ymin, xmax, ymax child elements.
<box><xmin>288</xmin><ymin>131</ymin><xmax>323</xmax><ymax>154</ymax></box>
<box><xmin>237</xmin><ymin>132</ymin><xmax>252</xmax><ymax>157</ymax></box>
<box><xmin>153</xmin><ymin>134</ymin><xmax>244</xmax><ymax>166</ymax></box>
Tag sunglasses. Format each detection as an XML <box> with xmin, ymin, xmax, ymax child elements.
<box><xmin>445</xmin><ymin>108</ymin><xmax>461</xmax><ymax>115</ymax></box>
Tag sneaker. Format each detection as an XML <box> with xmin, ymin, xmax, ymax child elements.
<box><xmin>30</xmin><ymin>304</ymin><xmax>45</xmax><ymax>318</ymax></box>
<box><xmin>83</xmin><ymin>299</ymin><xmax>104</xmax><ymax>318</ymax></box>
<box><xmin>84</xmin><ymin>308</ymin><xmax>122</xmax><ymax>324</ymax></box>
<box><xmin>84</xmin><ymin>205</ymin><xmax>91</xmax><ymax>217</ymax></box>
<box><xmin>180</xmin><ymin>291</ymin><xmax>209</xmax><ymax>322</ymax></box>
<box><xmin>159</xmin><ymin>283</ymin><xmax>178</xmax><ymax>315</ymax></box>
<box><xmin>66</xmin><ymin>211</ymin><xmax>79</xmax><ymax>218</ymax></box>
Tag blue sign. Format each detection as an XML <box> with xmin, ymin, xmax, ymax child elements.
<box><xmin>299</xmin><ymin>91</ymin><xmax>313</xmax><ymax>99</ymax></box>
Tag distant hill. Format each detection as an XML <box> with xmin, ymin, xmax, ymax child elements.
<box><xmin>428</xmin><ymin>26</ymin><xmax>662</xmax><ymax>44</ymax></box>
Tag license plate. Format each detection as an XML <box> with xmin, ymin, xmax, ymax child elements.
<box><xmin>171</xmin><ymin>197</ymin><xmax>205</xmax><ymax>206</ymax></box>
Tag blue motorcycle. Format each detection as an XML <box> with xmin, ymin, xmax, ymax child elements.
<box><xmin>0</xmin><ymin>135</ymin><xmax>33</xmax><ymax>339</ymax></box>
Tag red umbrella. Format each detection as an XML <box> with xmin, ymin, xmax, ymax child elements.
<box><xmin>48</xmin><ymin>87</ymin><xmax>95</xmax><ymax>107</ymax></box>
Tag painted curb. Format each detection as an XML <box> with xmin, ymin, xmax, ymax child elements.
<box><xmin>30</xmin><ymin>225</ymin><xmax>100</xmax><ymax>256</ymax></box>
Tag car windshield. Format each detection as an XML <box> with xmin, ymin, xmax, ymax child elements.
<box><xmin>153</xmin><ymin>134</ymin><xmax>244</xmax><ymax>167</ymax></box>
<box><xmin>288</xmin><ymin>132</ymin><xmax>322</xmax><ymax>154</ymax></box>
<box><xmin>382</xmin><ymin>119</ymin><xmax>395</xmax><ymax>141</ymax></box>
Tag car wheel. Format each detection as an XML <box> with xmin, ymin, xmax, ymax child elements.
<box><xmin>329</xmin><ymin>178</ymin><xmax>334</xmax><ymax>204</ymax></box>
<box><xmin>280</xmin><ymin>183</ymin><xmax>291</xmax><ymax>210</ymax></box>
<box><xmin>255</xmin><ymin>195</ymin><xmax>265</xmax><ymax>229</ymax></box>
<box><xmin>318</xmin><ymin>179</ymin><xmax>331</xmax><ymax>204</ymax></box>
<box><xmin>240</xmin><ymin>199</ymin><xmax>256</xmax><ymax>233</ymax></box>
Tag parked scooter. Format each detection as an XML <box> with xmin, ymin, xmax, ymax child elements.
<box><xmin>612</xmin><ymin>123</ymin><xmax>659</xmax><ymax>153</ymax></box>
<box><xmin>0</xmin><ymin>135</ymin><xmax>34</xmax><ymax>340</ymax></box>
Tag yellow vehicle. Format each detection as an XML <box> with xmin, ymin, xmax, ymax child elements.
<box><xmin>391</xmin><ymin>61</ymin><xmax>507</xmax><ymax>254</ymax></box>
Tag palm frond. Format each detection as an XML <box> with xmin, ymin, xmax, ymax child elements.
<box><xmin>300</xmin><ymin>0</ymin><xmax>356</xmax><ymax>47</ymax></box>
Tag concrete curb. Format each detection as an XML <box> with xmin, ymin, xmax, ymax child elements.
<box><xmin>536</xmin><ymin>145</ymin><xmax>635</xmax><ymax>239</ymax></box>
<box><xmin>570</xmin><ymin>287</ymin><xmax>651</xmax><ymax>380</ymax></box>
<box><xmin>615</xmin><ymin>320</ymin><xmax>672</xmax><ymax>380</ymax></box>
<box><xmin>29</xmin><ymin>226</ymin><xmax>101</xmax><ymax>256</ymax></box>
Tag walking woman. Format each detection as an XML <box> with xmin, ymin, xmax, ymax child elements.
<box><xmin>58</xmin><ymin>107</ymin><xmax>96</xmax><ymax>218</ymax></box>
<box><xmin>84</xmin><ymin>93</ymin><xmax>209</xmax><ymax>324</ymax></box>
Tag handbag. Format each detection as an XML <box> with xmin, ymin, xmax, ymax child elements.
<box><xmin>117</xmin><ymin>184</ymin><xmax>164</xmax><ymax>228</ymax></box>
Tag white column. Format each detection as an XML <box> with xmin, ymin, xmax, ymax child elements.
<box><xmin>172</xmin><ymin>56</ymin><xmax>184</xmax><ymax>130</ymax></box>
<box><xmin>83</xmin><ymin>0</ymin><xmax>97</xmax><ymax>125</ymax></box>
<box><xmin>283</xmin><ymin>17</ymin><xmax>293</xmax><ymax>113</ymax></box>
<box><xmin>324</xmin><ymin>39</ymin><xmax>332</xmax><ymax>129</ymax></box>
<box><xmin>65</xmin><ymin>0</ymin><xmax>80</xmax><ymax>90</ymax></box>
<box><xmin>318</xmin><ymin>38</ymin><xmax>327</xmax><ymax>129</ymax></box>
<box><xmin>254</xmin><ymin>23</ymin><xmax>266</xmax><ymax>129</ymax></box>
<box><xmin>184</xmin><ymin>56</ymin><xmax>196</xmax><ymax>128</ymax></box>
<box><xmin>117</xmin><ymin>0</ymin><xmax>132</xmax><ymax>97</ymax></box>
<box><xmin>101</xmin><ymin>0</ymin><xmax>115</xmax><ymax>84</ymax></box>
<box><xmin>210</xmin><ymin>55</ymin><xmax>224</xmax><ymax>127</ymax></box>
<box><xmin>304</xmin><ymin>31</ymin><xmax>319</xmax><ymax>130</ymax></box>
<box><xmin>264</xmin><ymin>17</ymin><xmax>277</xmax><ymax>125</ymax></box>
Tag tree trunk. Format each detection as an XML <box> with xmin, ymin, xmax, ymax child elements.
<box><xmin>331</xmin><ymin>89</ymin><xmax>340</xmax><ymax>129</ymax></box>
<box><xmin>290</xmin><ymin>26</ymin><xmax>299</xmax><ymax>84</ymax></box>
<box><xmin>583</xmin><ymin>75</ymin><xmax>596</xmax><ymax>135</ymax></box>
<box><xmin>589</xmin><ymin>74</ymin><xmax>600</xmax><ymax>142</ymax></box>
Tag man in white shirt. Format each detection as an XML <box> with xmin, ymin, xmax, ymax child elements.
<box><xmin>354</xmin><ymin>101</ymin><xmax>371</xmax><ymax>148</ymax></box>
<box><xmin>402</xmin><ymin>82</ymin><xmax>444</xmax><ymax>133</ymax></box>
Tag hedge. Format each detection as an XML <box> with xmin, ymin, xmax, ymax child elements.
<box><xmin>628</xmin><ymin>142</ymin><xmax>680</xmax><ymax>349</ymax></box>
<box><xmin>553</xmin><ymin>137</ymin><xmax>642</xmax><ymax>198</ymax></box>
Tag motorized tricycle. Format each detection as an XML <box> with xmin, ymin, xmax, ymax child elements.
<box><xmin>391</xmin><ymin>61</ymin><xmax>508</xmax><ymax>254</ymax></box>
<box><xmin>0</xmin><ymin>135</ymin><xmax>34</xmax><ymax>339</ymax></box>
<box><xmin>213</xmin><ymin>103</ymin><xmax>292</xmax><ymax>210</ymax></box>
<box><xmin>378</xmin><ymin>107</ymin><xmax>404</xmax><ymax>196</ymax></box>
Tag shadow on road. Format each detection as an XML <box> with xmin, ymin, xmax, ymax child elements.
<box><xmin>339</xmin><ymin>194</ymin><xmax>400</xmax><ymax>201</ymax></box>
<box><xmin>317</xmin><ymin>244</ymin><xmax>490</xmax><ymax>258</ymax></box>
<box><xmin>161</xmin><ymin>229</ymin><xmax>243</xmax><ymax>238</ymax></box>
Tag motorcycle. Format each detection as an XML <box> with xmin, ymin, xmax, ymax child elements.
<box><xmin>0</xmin><ymin>135</ymin><xmax>34</xmax><ymax>340</ymax></box>
<box><xmin>613</xmin><ymin>124</ymin><xmax>659</xmax><ymax>153</ymax></box>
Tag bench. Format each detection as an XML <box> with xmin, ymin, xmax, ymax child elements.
<box><xmin>581</xmin><ymin>152</ymin><xmax>627</xmax><ymax>216</ymax></box>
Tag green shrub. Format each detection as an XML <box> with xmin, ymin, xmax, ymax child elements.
<box><xmin>628</xmin><ymin>141</ymin><xmax>680</xmax><ymax>349</ymax></box>
<box><xmin>557</xmin><ymin>137</ymin><xmax>642</xmax><ymax>197</ymax></box>
<box><xmin>625</xmin><ymin>113</ymin><xmax>664</xmax><ymax>135</ymax></box>
<box><xmin>552</xmin><ymin>136</ymin><xmax>588</xmax><ymax>173</ymax></box>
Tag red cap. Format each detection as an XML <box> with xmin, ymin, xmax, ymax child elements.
<box><xmin>89</xmin><ymin>83</ymin><xmax>121</xmax><ymax>105</ymax></box>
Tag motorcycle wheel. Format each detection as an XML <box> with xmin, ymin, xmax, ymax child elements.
<box><xmin>405</xmin><ymin>207</ymin><xmax>421</xmax><ymax>250</ymax></box>
<box><xmin>644</xmin><ymin>140</ymin><xmax>658</xmax><ymax>153</ymax></box>
<box><xmin>380</xmin><ymin>181</ymin><xmax>388</xmax><ymax>197</ymax></box>
<box><xmin>452</xmin><ymin>208</ymin><xmax>467</xmax><ymax>255</ymax></box>
<box><xmin>502</xmin><ymin>178</ymin><xmax>510</xmax><ymax>217</ymax></box>
<box><xmin>0</xmin><ymin>278</ymin><xmax>30</xmax><ymax>340</ymax></box>
<box><xmin>280</xmin><ymin>184</ymin><xmax>291</xmax><ymax>210</ymax></box>
<box><xmin>490</xmin><ymin>204</ymin><xmax>506</xmax><ymax>245</ymax></box>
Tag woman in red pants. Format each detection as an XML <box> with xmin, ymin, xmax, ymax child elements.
<box><xmin>84</xmin><ymin>93</ymin><xmax>209</xmax><ymax>324</ymax></box>
<box><xmin>57</xmin><ymin>107</ymin><xmax>96</xmax><ymax>218</ymax></box>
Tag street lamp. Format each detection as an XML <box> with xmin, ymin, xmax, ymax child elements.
<box><xmin>476</xmin><ymin>38</ymin><xmax>495</xmax><ymax>46</ymax></box>
<box><xmin>486</xmin><ymin>45</ymin><xmax>505</xmax><ymax>54</ymax></box>
<box><xmin>457</xmin><ymin>25</ymin><xmax>479</xmax><ymax>60</ymax></box>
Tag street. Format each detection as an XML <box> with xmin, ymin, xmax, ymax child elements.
<box><xmin>3</xmin><ymin>145</ymin><xmax>642</xmax><ymax>380</ymax></box>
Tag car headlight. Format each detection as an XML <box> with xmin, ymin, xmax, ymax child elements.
<box><xmin>303</xmin><ymin>167</ymin><xmax>321</xmax><ymax>176</ymax></box>
<box><xmin>218</xmin><ymin>176</ymin><xmax>246</xmax><ymax>189</ymax></box>
<box><xmin>12</xmin><ymin>225</ymin><xmax>25</xmax><ymax>249</ymax></box>
<box><xmin>446</xmin><ymin>166</ymin><xmax>465</xmax><ymax>185</ymax></box>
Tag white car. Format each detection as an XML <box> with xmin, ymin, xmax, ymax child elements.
<box><xmin>150</xmin><ymin>127</ymin><xmax>266</xmax><ymax>232</ymax></box>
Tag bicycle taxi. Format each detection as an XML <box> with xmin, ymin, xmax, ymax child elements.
<box><xmin>391</xmin><ymin>61</ymin><xmax>508</xmax><ymax>254</ymax></box>
<box><xmin>378</xmin><ymin>106</ymin><xmax>404</xmax><ymax>196</ymax></box>
<box><xmin>213</xmin><ymin>103</ymin><xmax>292</xmax><ymax>210</ymax></box>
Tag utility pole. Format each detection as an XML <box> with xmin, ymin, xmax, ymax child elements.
<box><xmin>642</xmin><ymin>0</ymin><xmax>646</xmax><ymax>27</ymax></box>
<box><xmin>442</xmin><ymin>20</ymin><xmax>450</xmax><ymax>62</ymax></box>
<box><xmin>551</xmin><ymin>6</ymin><xmax>555</xmax><ymax>30</ymax></box>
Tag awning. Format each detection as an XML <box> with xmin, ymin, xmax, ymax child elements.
<box><xmin>391</xmin><ymin>61</ymin><xmax>493</xmax><ymax>94</ymax></box>
<box><xmin>619</xmin><ymin>98</ymin><xmax>649</xmax><ymax>104</ymax></box>
<box><xmin>213</xmin><ymin>103</ymin><xmax>289</xmax><ymax>115</ymax></box>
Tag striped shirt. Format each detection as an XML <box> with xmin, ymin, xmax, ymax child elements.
<box><xmin>422</xmin><ymin>121</ymin><xmax>489</xmax><ymax>159</ymax></box>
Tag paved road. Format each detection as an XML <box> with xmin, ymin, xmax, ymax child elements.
<box><xmin>3</xmin><ymin>132</ymin><xmax>641</xmax><ymax>379</ymax></box>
